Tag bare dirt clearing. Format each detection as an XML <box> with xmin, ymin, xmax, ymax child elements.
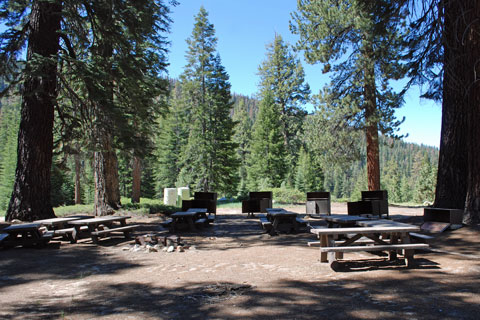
<box><xmin>1</xmin><ymin>203</ymin><xmax>479</xmax><ymax>319</ymax></box>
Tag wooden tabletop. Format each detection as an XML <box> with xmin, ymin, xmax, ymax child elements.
<box><xmin>267</xmin><ymin>211</ymin><xmax>297</xmax><ymax>217</ymax></box>
<box><xmin>68</xmin><ymin>216</ymin><xmax>130</xmax><ymax>225</ymax></box>
<box><xmin>266</xmin><ymin>208</ymin><xmax>287</xmax><ymax>214</ymax></box>
<box><xmin>356</xmin><ymin>219</ymin><xmax>417</xmax><ymax>228</ymax></box>
<box><xmin>171</xmin><ymin>211</ymin><xmax>197</xmax><ymax>217</ymax></box>
<box><xmin>3</xmin><ymin>223</ymin><xmax>42</xmax><ymax>231</ymax></box>
<box><xmin>310</xmin><ymin>225</ymin><xmax>420</xmax><ymax>235</ymax></box>
<box><xmin>319</xmin><ymin>214</ymin><xmax>371</xmax><ymax>223</ymax></box>
<box><xmin>34</xmin><ymin>217</ymin><xmax>83</xmax><ymax>225</ymax></box>
<box><xmin>186</xmin><ymin>208</ymin><xmax>208</xmax><ymax>213</ymax></box>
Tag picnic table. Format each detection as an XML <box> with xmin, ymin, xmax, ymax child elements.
<box><xmin>186</xmin><ymin>208</ymin><xmax>215</xmax><ymax>223</ymax></box>
<box><xmin>34</xmin><ymin>216</ymin><xmax>93</xmax><ymax>243</ymax></box>
<box><xmin>318</xmin><ymin>214</ymin><xmax>371</xmax><ymax>228</ymax></box>
<box><xmin>310</xmin><ymin>217</ymin><xmax>429</xmax><ymax>268</ymax></box>
<box><xmin>0</xmin><ymin>223</ymin><xmax>53</xmax><ymax>248</ymax></box>
<box><xmin>67</xmin><ymin>216</ymin><xmax>138</xmax><ymax>243</ymax></box>
<box><xmin>260</xmin><ymin>208</ymin><xmax>308</xmax><ymax>235</ymax></box>
<box><xmin>168</xmin><ymin>210</ymin><xmax>211</xmax><ymax>232</ymax></box>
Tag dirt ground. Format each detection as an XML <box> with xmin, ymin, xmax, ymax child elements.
<box><xmin>1</xmin><ymin>203</ymin><xmax>480</xmax><ymax>319</ymax></box>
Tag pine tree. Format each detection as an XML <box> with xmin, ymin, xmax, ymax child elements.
<box><xmin>0</xmin><ymin>103</ymin><xmax>20</xmax><ymax>211</ymax></box>
<box><xmin>291</xmin><ymin>0</ymin><xmax>408</xmax><ymax>191</ymax></box>
<box><xmin>295</xmin><ymin>147</ymin><xmax>323</xmax><ymax>193</ymax></box>
<box><xmin>232</xmin><ymin>99</ymin><xmax>253</xmax><ymax>197</ymax></box>
<box><xmin>58</xmin><ymin>1</ymin><xmax>173</xmax><ymax>214</ymax></box>
<box><xmin>247</xmin><ymin>91</ymin><xmax>287</xmax><ymax>189</ymax></box>
<box><xmin>382</xmin><ymin>159</ymin><xmax>402</xmax><ymax>203</ymax></box>
<box><xmin>155</xmin><ymin>83</ymin><xmax>188</xmax><ymax>195</ymax></box>
<box><xmin>415</xmin><ymin>154</ymin><xmax>436</xmax><ymax>204</ymax></box>
<box><xmin>257</xmin><ymin>34</ymin><xmax>310</xmax><ymax>185</ymax></box>
<box><xmin>177</xmin><ymin>7</ymin><xmax>239</xmax><ymax>195</ymax></box>
<box><xmin>1</xmin><ymin>0</ymin><xmax>62</xmax><ymax>221</ymax></box>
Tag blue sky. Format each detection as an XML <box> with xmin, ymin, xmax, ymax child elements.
<box><xmin>167</xmin><ymin>0</ymin><xmax>442</xmax><ymax>148</ymax></box>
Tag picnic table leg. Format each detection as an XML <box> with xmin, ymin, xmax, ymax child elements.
<box><xmin>68</xmin><ymin>227</ymin><xmax>78</xmax><ymax>244</ymax></box>
<box><xmin>88</xmin><ymin>225</ymin><xmax>99</xmax><ymax>244</ymax></box>
<box><xmin>401</xmin><ymin>233</ymin><xmax>416</xmax><ymax>267</ymax></box>
<box><xmin>292</xmin><ymin>217</ymin><xmax>299</xmax><ymax>233</ymax></box>
<box><xmin>71</xmin><ymin>226</ymin><xmax>81</xmax><ymax>243</ymax></box>
<box><xmin>119</xmin><ymin>218</ymin><xmax>132</xmax><ymax>239</ymax></box>
<box><xmin>327</xmin><ymin>237</ymin><xmax>339</xmax><ymax>268</ymax></box>
<box><xmin>272</xmin><ymin>217</ymin><xmax>280</xmax><ymax>234</ymax></box>
<box><xmin>169</xmin><ymin>218</ymin><xmax>176</xmax><ymax>233</ymax></box>
<box><xmin>320</xmin><ymin>234</ymin><xmax>328</xmax><ymax>262</ymax></box>
<box><xmin>187</xmin><ymin>217</ymin><xmax>196</xmax><ymax>231</ymax></box>
<box><xmin>389</xmin><ymin>233</ymin><xmax>399</xmax><ymax>261</ymax></box>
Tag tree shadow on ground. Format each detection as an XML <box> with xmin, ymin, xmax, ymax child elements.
<box><xmin>2</xmin><ymin>271</ymin><xmax>479</xmax><ymax>319</ymax></box>
<box><xmin>165</xmin><ymin>213</ymin><xmax>322</xmax><ymax>252</ymax></box>
<box><xmin>0</xmin><ymin>243</ymin><xmax>142</xmax><ymax>291</ymax></box>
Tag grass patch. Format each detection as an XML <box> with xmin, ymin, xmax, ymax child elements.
<box><xmin>54</xmin><ymin>204</ymin><xmax>94</xmax><ymax>217</ymax></box>
<box><xmin>119</xmin><ymin>197</ymin><xmax>179</xmax><ymax>215</ymax></box>
<box><xmin>54</xmin><ymin>197</ymin><xmax>179</xmax><ymax>217</ymax></box>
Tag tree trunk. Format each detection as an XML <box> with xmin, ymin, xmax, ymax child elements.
<box><xmin>363</xmin><ymin>42</ymin><xmax>381</xmax><ymax>191</ymax></box>
<box><xmin>90</xmin><ymin>0</ymin><xmax>121</xmax><ymax>216</ymax></box>
<box><xmin>433</xmin><ymin>0</ymin><xmax>469</xmax><ymax>210</ymax></box>
<box><xmin>5</xmin><ymin>0</ymin><xmax>62</xmax><ymax>222</ymax></box>
<box><xmin>365</xmin><ymin>121</ymin><xmax>380</xmax><ymax>191</ymax></box>
<box><xmin>94</xmin><ymin>134</ymin><xmax>121</xmax><ymax>216</ymax></box>
<box><xmin>74</xmin><ymin>153</ymin><xmax>82</xmax><ymax>205</ymax></box>
<box><xmin>131</xmin><ymin>156</ymin><xmax>141</xmax><ymax>203</ymax></box>
<box><xmin>463</xmin><ymin>1</ymin><xmax>480</xmax><ymax>224</ymax></box>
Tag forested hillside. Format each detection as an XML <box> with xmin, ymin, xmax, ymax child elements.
<box><xmin>0</xmin><ymin>89</ymin><xmax>437</xmax><ymax>212</ymax></box>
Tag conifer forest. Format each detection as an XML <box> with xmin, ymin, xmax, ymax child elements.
<box><xmin>3</xmin><ymin>0</ymin><xmax>478</xmax><ymax>224</ymax></box>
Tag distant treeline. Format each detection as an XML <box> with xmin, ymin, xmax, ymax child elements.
<box><xmin>0</xmin><ymin>91</ymin><xmax>437</xmax><ymax>211</ymax></box>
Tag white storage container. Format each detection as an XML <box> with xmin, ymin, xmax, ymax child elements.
<box><xmin>177</xmin><ymin>187</ymin><xmax>190</xmax><ymax>200</ymax></box>
<box><xmin>163</xmin><ymin>188</ymin><xmax>177</xmax><ymax>206</ymax></box>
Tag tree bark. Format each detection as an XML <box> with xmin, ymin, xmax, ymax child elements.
<box><xmin>433</xmin><ymin>0</ymin><xmax>469</xmax><ymax>210</ymax></box>
<box><xmin>6</xmin><ymin>0</ymin><xmax>62</xmax><ymax>222</ymax></box>
<box><xmin>462</xmin><ymin>1</ymin><xmax>480</xmax><ymax>224</ymax></box>
<box><xmin>90</xmin><ymin>0</ymin><xmax>121</xmax><ymax>216</ymax></box>
<box><xmin>74</xmin><ymin>153</ymin><xmax>82</xmax><ymax>205</ymax></box>
<box><xmin>94</xmin><ymin>134</ymin><xmax>121</xmax><ymax>216</ymax></box>
<box><xmin>131</xmin><ymin>156</ymin><xmax>141</xmax><ymax>203</ymax></box>
<box><xmin>363</xmin><ymin>42</ymin><xmax>381</xmax><ymax>191</ymax></box>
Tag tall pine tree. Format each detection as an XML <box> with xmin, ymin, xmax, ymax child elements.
<box><xmin>57</xmin><ymin>1</ymin><xmax>173</xmax><ymax>214</ymax></box>
<box><xmin>232</xmin><ymin>99</ymin><xmax>253</xmax><ymax>197</ymax></box>
<box><xmin>291</xmin><ymin>0</ymin><xmax>408</xmax><ymax>191</ymax></box>
<box><xmin>177</xmin><ymin>7</ymin><xmax>238</xmax><ymax>194</ymax></box>
<box><xmin>247</xmin><ymin>91</ymin><xmax>287</xmax><ymax>189</ymax></box>
<box><xmin>1</xmin><ymin>0</ymin><xmax>62</xmax><ymax>221</ymax></box>
<box><xmin>257</xmin><ymin>34</ymin><xmax>310</xmax><ymax>185</ymax></box>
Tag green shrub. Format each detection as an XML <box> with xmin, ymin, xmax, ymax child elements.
<box><xmin>272</xmin><ymin>187</ymin><xmax>306</xmax><ymax>204</ymax></box>
<box><xmin>120</xmin><ymin>197</ymin><xmax>179</xmax><ymax>215</ymax></box>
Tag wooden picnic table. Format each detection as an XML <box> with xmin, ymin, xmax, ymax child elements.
<box><xmin>170</xmin><ymin>211</ymin><xmax>207</xmax><ymax>232</ymax></box>
<box><xmin>187</xmin><ymin>207</ymin><xmax>215</xmax><ymax>223</ymax></box>
<box><xmin>0</xmin><ymin>223</ymin><xmax>53</xmax><ymax>248</ymax></box>
<box><xmin>310</xmin><ymin>219</ymin><xmax>429</xmax><ymax>268</ymax></box>
<box><xmin>34</xmin><ymin>216</ymin><xmax>93</xmax><ymax>243</ymax></box>
<box><xmin>260</xmin><ymin>208</ymin><xmax>307</xmax><ymax>235</ymax></box>
<box><xmin>67</xmin><ymin>216</ymin><xmax>138</xmax><ymax>243</ymax></box>
<box><xmin>34</xmin><ymin>216</ymin><xmax>93</xmax><ymax>228</ymax></box>
<box><xmin>265</xmin><ymin>208</ymin><xmax>287</xmax><ymax>214</ymax></box>
<box><xmin>318</xmin><ymin>214</ymin><xmax>371</xmax><ymax>228</ymax></box>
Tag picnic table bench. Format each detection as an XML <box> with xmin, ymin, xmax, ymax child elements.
<box><xmin>169</xmin><ymin>210</ymin><xmax>212</xmax><ymax>232</ymax></box>
<box><xmin>0</xmin><ymin>223</ymin><xmax>53</xmax><ymax>248</ymax></box>
<box><xmin>67</xmin><ymin>216</ymin><xmax>138</xmax><ymax>243</ymax></box>
<box><xmin>34</xmin><ymin>216</ymin><xmax>93</xmax><ymax>243</ymax></box>
<box><xmin>186</xmin><ymin>208</ymin><xmax>215</xmax><ymax>223</ymax></box>
<box><xmin>310</xmin><ymin>222</ymin><xmax>429</xmax><ymax>268</ymax></box>
<box><xmin>260</xmin><ymin>208</ymin><xmax>309</xmax><ymax>235</ymax></box>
